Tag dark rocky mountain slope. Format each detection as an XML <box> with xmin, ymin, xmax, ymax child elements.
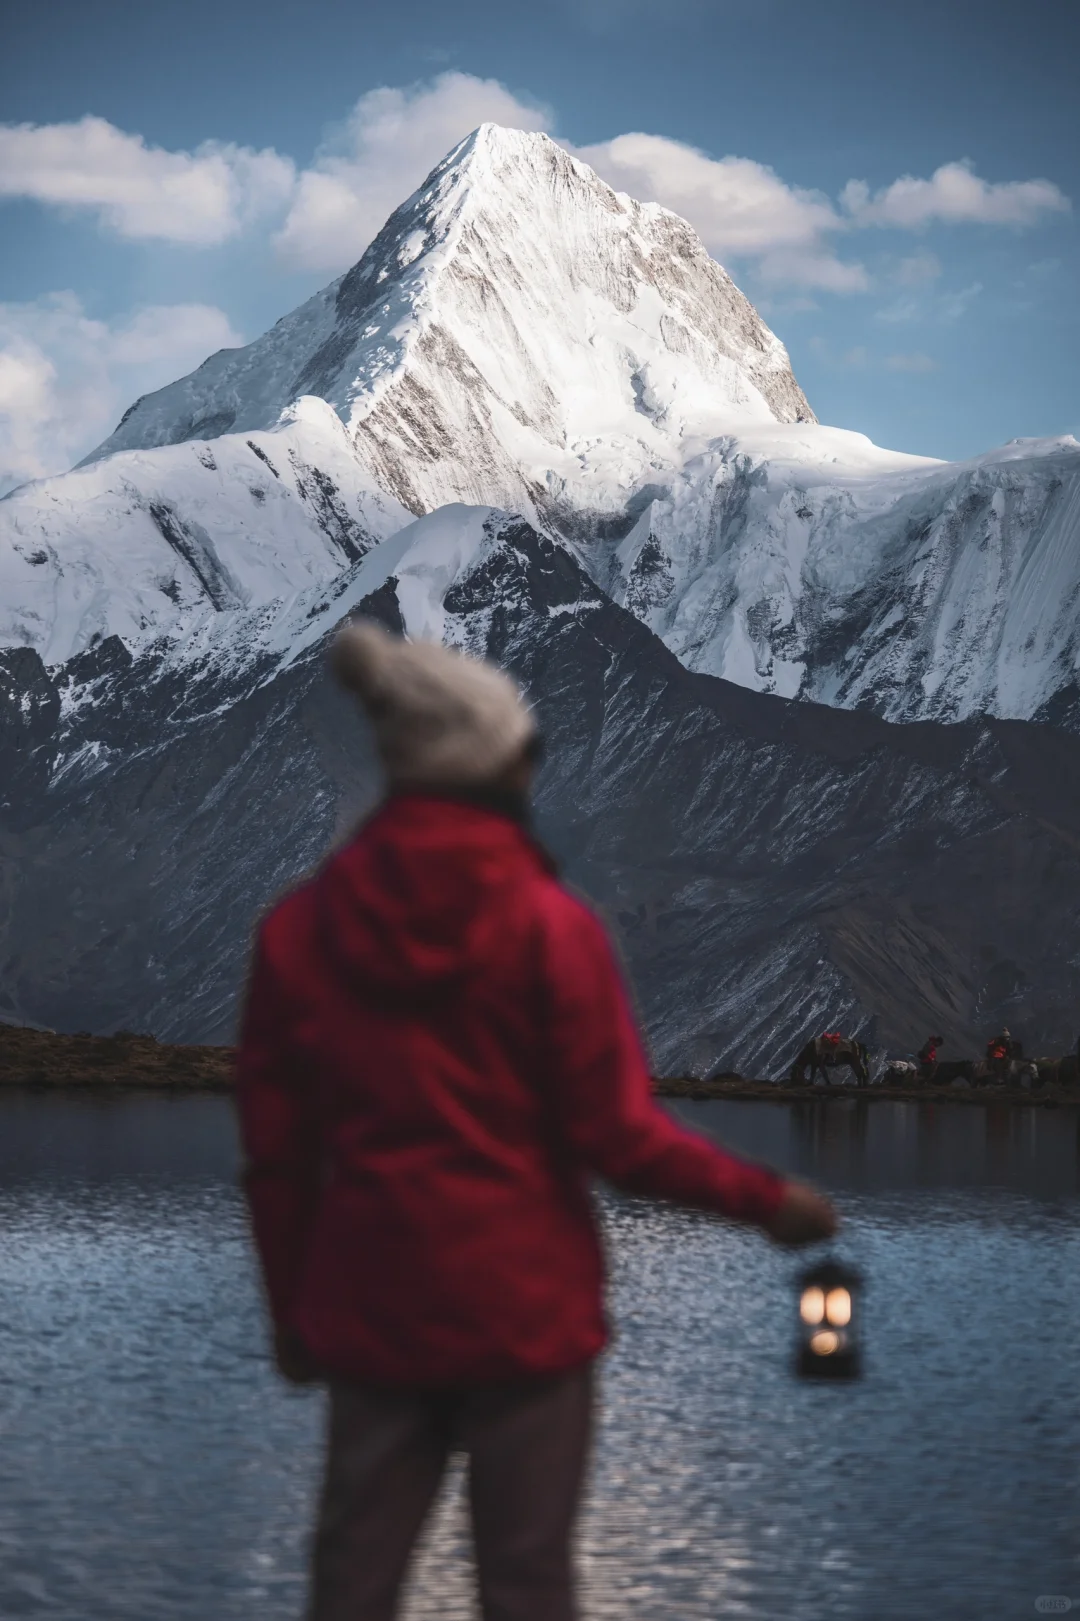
<box><xmin>3</xmin><ymin>512</ymin><xmax>1079</xmax><ymax>1076</ymax></box>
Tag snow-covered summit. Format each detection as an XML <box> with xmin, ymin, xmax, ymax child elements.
<box><xmin>83</xmin><ymin>124</ymin><xmax>814</xmax><ymax>524</ymax></box>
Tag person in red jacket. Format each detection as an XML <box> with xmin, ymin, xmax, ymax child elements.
<box><xmin>236</xmin><ymin>621</ymin><xmax>837</xmax><ymax>1621</ymax></box>
<box><xmin>917</xmin><ymin>1034</ymin><xmax>945</xmax><ymax>1083</ymax></box>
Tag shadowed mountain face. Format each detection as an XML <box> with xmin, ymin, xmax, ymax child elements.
<box><xmin>4</xmin><ymin>513</ymin><xmax>1079</xmax><ymax>1075</ymax></box>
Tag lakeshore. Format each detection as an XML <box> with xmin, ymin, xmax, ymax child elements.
<box><xmin>659</xmin><ymin>1074</ymin><xmax>1079</xmax><ymax>1107</ymax></box>
<box><xmin>2</xmin><ymin>1024</ymin><xmax>1077</xmax><ymax>1106</ymax></box>
<box><xmin>0</xmin><ymin>1025</ymin><xmax>233</xmax><ymax>1091</ymax></box>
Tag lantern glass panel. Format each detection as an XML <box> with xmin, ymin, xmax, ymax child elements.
<box><xmin>796</xmin><ymin>1259</ymin><xmax>861</xmax><ymax>1380</ymax></box>
<box><xmin>799</xmin><ymin>1286</ymin><xmax>825</xmax><ymax>1324</ymax></box>
<box><xmin>825</xmin><ymin>1288</ymin><xmax>851</xmax><ymax>1326</ymax></box>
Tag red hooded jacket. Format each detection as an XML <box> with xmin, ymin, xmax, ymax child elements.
<box><xmin>236</xmin><ymin>796</ymin><xmax>785</xmax><ymax>1386</ymax></box>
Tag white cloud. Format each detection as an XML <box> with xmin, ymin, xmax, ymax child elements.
<box><xmin>755</xmin><ymin>248</ymin><xmax>869</xmax><ymax>293</ymax></box>
<box><xmin>275</xmin><ymin>73</ymin><xmax>550</xmax><ymax>270</ymax></box>
<box><xmin>754</xmin><ymin>294</ymin><xmax>821</xmax><ymax>319</ymax></box>
<box><xmin>875</xmin><ymin>277</ymin><xmax>984</xmax><ymax>326</ymax></box>
<box><xmin>0</xmin><ymin>294</ymin><xmax>244</xmax><ymax>494</ymax></box>
<box><xmin>574</xmin><ymin>135</ymin><xmax>835</xmax><ymax>256</ymax></box>
<box><xmin>0</xmin><ymin>116</ymin><xmax>294</xmax><ymax>244</ymax></box>
<box><xmin>272</xmin><ymin>83</ymin><xmax>1070</xmax><ymax>294</ymax></box>
<box><xmin>271</xmin><ymin>76</ymin><xmax>867</xmax><ymax>288</ymax></box>
<box><xmin>0</xmin><ymin>80</ymin><xmax>1070</xmax><ymax>309</ymax></box>
<box><xmin>842</xmin><ymin>161</ymin><xmax>1070</xmax><ymax>230</ymax></box>
<box><xmin>877</xmin><ymin>272</ymin><xmax>987</xmax><ymax>327</ymax></box>
<box><xmin>275</xmin><ymin>84</ymin><xmax>1068</xmax><ymax>294</ymax></box>
<box><xmin>571</xmin><ymin>133</ymin><xmax>869</xmax><ymax>291</ymax></box>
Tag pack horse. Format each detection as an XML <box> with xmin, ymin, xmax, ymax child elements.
<box><xmin>789</xmin><ymin>1033</ymin><xmax>870</xmax><ymax>1089</ymax></box>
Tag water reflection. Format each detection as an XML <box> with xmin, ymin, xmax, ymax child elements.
<box><xmin>0</xmin><ymin>1092</ymin><xmax>1076</xmax><ymax>1620</ymax></box>
<box><xmin>675</xmin><ymin>1094</ymin><xmax>1080</xmax><ymax>1197</ymax></box>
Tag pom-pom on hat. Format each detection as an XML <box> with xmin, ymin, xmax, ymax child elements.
<box><xmin>330</xmin><ymin>620</ymin><xmax>537</xmax><ymax>788</ymax></box>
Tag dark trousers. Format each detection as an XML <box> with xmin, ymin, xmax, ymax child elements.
<box><xmin>307</xmin><ymin>1362</ymin><xmax>594</xmax><ymax>1621</ymax></box>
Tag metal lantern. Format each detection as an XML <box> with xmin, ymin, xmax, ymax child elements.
<box><xmin>796</xmin><ymin>1258</ymin><xmax>861</xmax><ymax>1380</ymax></box>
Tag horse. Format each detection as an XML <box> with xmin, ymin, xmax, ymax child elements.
<box><xmin>928</xmin><ymin>1058</ymin><xmax>976</xmax><ymax>1087</ymax></box>
<box><xmin>788</xmin><ymin>1035</ymin><xmax>870</xmax><ymax>1088</ymax></box>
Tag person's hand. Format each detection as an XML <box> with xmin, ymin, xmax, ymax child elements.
<box><xmin>764</xmin><ymin>1178</ymin><xmax>839</xmax><ymax>1247</ymax></box>
<box><xmin>274</xmin><ymin>1325</ymin><xmax>321</xmax><ymax>1385</ymax></box>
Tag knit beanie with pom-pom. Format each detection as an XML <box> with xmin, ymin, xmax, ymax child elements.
<box><xmin>330</xmin><ymin>620</ymin><xmax>537</xmax><ymax>788</ymax></box>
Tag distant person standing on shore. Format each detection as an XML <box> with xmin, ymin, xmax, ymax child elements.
<box><xmin>987</xmin><ymin>1029</ymin><xmax>1012</xmax><ymax>1081</ymax></box>
<box><xmin>235</xmin><ymin>621</ymin><xmax>837</xmax><ymax>1621</ymax></box>
<box><xmin>917</xmin><ymin>1035</ymin><xmax>944</xmax><ymax>1084</ymax></box>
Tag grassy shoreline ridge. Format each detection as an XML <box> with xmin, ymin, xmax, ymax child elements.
<box><xmin>0</xmin><ymin>1025</ymin><xmax>233</xmax><ymax>1091</ymax></box>
<box><xmin>1</xmin><ymin>1024</ymin><xmax>1077</xmax><ymax>1106</ymax></box>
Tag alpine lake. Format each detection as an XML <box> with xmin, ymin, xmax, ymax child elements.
<box><xmin>0</xmin><ymin>1088</ymin><xmax>1076</xmax><ymax>1621</ymax></box>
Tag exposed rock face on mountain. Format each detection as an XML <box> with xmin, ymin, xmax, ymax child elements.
<box><xmin>84</xmin><ymin>126</ymin><xmax>814</xmax><ymax>529</ymax></box>
<box><xmin>4</xmin><ymin>508</ymin><xmax>1079</xmax><ymax>1074</ymax></box>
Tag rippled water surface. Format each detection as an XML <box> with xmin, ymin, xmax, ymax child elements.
<box><xmin>0</xmin><ymin>1092</ymin><xmax>1077</xmax><ymax>1620</ymax></box>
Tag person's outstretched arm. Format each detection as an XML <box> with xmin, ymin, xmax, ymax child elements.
<box><xmin>539</xmin><ymin>897</ymin><xmax>836</xmax><ymax>1245</ymax></box>
<box><xmin>235</xmin><ymin>927</ymin><xmax>322</xmax><ymax>1374</ymax></box>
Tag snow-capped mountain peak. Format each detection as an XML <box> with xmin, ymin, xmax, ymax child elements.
<box><xmin>3</xmin><ymin>124</ymin><xmax>1077</xmax><ymax>735</ymax></box>
<box><xmin>82</xmin><ymin>123</ymin><xmax>815</xmax><ymax>527</ymax></box>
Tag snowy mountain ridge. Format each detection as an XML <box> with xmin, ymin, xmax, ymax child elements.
<box><xmin>607</xmin><ymin>428</ymin><xmax>1080</xmax><ymax>724</ymax></box>
<box><xmin>1</xmin><ymin>121</ymin><xmax>1078</xmax><ymax>737</ymax></box>
<box><xmin>0</xmin><ymin>397</ymin><xmax>408</xmax><ymax>667</ymax></box>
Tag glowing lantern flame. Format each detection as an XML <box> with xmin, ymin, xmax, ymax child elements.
<box><xmin>799</xmin><ymin>1286</ymin><xmax>825</xmax><ymax>1324</ymax></box>
<box><xmin>825</xmin><ymin>1288</ymin><xmax>851</xmax><ymax>1326</ymax></box>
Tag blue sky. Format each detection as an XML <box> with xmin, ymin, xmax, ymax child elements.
<box><xmin>1</xmin><ymin>0</ymin><xmax>1076</xmax><ymax>489</ymax></box>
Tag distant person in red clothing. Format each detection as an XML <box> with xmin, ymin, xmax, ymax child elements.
<box><xmin>917</xmin><ymin>1035</ymin><xmax>945</xmax><ymax>1083</ymax></box>
<box><xmin>235</xmin><ymin>621</ymin><xmax>837</xmax><ymax>1621</ymax></box>
<box><xmin>987</xmin><ymin>1029</ymin><xmax>1012</xmax><ymax>1080</ymax></box>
